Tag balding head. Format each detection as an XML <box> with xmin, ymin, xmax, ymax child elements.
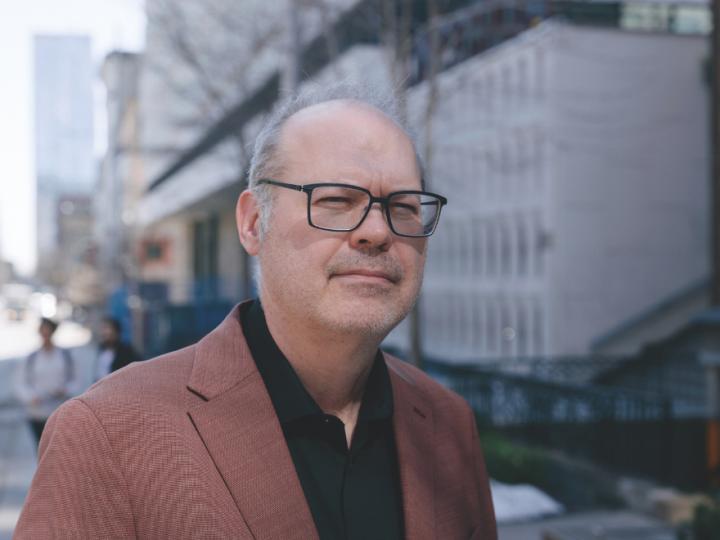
<box><xmin>247</xmin><ymin>84</ymin><xmax>424</xmax><ymax>233</ymax></box>
<box><xmin>276</xmin><ymin>99</ymin><xmax>421</xmax><ymax>190</ymax></box>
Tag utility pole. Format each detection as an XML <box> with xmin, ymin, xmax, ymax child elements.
<box><xmin>713</xmin><ymin>0</ymin><xmax>720</xmax><ymax>305</ymax></box>
<box><xmin>706</xmin><ymin>0</ymin><xmax>720</xmax><ymax>489</ymax></box>
<box><xmin>287</xmin><ymin>0</ymin><xmax>302</xmax><ymax>94</ymax></box>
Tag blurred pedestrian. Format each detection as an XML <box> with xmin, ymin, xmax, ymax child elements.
<box><xmin>94</xmin><ymin>316</ymin><xmax>141</xmax><ymax>381</ymax></box>
<box><xmin>15</xmin><ymin>318</ymin><xmax>75</xmax><ymax>445</ymax></box>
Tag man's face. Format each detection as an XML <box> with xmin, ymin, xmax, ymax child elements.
<box><xmin>100</xmin><ymin>322</ymin><xmax>119</xmax><ymax>346</ymax></box>
<box><xmin>252</xmin><ymin>101</ymin><xmax>427</xmax><ymax>337</ymax></box>
<box><xmin>39</xmin><ymin>323</ymin><xmax>55</xmax><ymax>342</ymax></box>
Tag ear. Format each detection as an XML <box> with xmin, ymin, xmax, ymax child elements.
<box><xmin>236</xmin><ymin>190</ymin><xmax>262</xmax><ymax>256</ymax></box>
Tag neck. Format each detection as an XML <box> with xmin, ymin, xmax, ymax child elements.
<box><xmin>261</xmin><ymin>300</ymin><xmax>382</xmax><ymax>424</ymax></box>
<box><xmin>41</xmin><ymin>342</ymin><xmax>54</xmax><ymax>352</ymax></box>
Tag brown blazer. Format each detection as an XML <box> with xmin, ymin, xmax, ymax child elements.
<box><xmin>15</xmin><ymin>305</ymin><xmax>496</xmax><ymax>540</ymax></box>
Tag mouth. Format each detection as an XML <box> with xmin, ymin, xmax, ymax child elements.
<box><xmin>331</xmin><ymin>269</ymin><xmax>398</xmax><ymax>284</ymax></box>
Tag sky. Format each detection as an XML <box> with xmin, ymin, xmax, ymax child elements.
<box><xmin>0</xmin><ymin>0</ymin><xmax>146</xmax><ymax>276</ymax></box>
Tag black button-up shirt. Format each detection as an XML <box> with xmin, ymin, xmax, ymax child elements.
<box><xmin>241</xmin><ymin>300</ymin><xmax>404</xmax><ymax>540</ymax></box>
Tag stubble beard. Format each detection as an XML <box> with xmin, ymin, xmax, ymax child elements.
<box><xmin>259</xmin><ymin>248</ymin><xmax>424</xmax><ymax>340</ymax></box>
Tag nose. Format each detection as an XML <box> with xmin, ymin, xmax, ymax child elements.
<box><xmin>348</xmin><ymin>203</ymin><xmax>392</xmax><ymax>252</ymax></box>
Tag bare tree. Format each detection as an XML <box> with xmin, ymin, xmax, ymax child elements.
<box><xmin>379</xmin><ymin>0</ymin><xmax>442</xmax><ymax>369</ymax></box>
<box><xmin>146</xmin><ymin>0</ymin><xmax>290</xmax><ymax>168</ymax></box>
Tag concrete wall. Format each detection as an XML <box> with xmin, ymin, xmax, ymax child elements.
<box><xmin>547</xmin><ymin>25</ymin><xmax>710</xmax><ymax>354</ymax></box>
<box><xmin>397</xmin><ymin>21</ymin><xmax>709</xmax><ymax>360</ymax></box>
<box><xmin>405</xmin><ymin>24</ymin><xmax>556</xmax><ymax>360</ymax></box>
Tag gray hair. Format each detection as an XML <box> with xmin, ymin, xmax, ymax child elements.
<box><xmin>247</xmin><ymin>82</ymin><xmax>425</xmax><ymax>234</ymax></box>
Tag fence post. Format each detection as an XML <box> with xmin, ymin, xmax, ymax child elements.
<box><xmin>660</xmin><ymin>397</ymin><xmax>673</xmax><ymax>485</ymax></box>
<box><xmin>701</xmin><ymin>351</ymin><xmax>720</xmax><ymax>488</ymax></box>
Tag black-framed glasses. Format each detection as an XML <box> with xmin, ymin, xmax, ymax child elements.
<box><xmin>257</xmin><ymin>179</ymin><xmax>448</xmax><ymax>238</ymax></box>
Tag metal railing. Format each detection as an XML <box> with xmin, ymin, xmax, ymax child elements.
<box><xmin>426</xmin><ymin>359</ymin><xmax>707</xmax><ymax>489</ymax></box>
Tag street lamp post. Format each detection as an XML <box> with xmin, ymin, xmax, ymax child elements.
<box><xmin>707</xmin><ymin>0</ymin><xmax>720</xmax><ymax>488</ymax></box>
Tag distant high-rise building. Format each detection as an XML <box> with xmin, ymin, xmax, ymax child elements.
<box><xmin>34</xmin><ymin>34</ymin><xmax>94</xmax><ymax>280</ymax></box>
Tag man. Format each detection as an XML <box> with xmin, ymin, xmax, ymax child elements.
<box><xmin>94</xmin><ymin>316</ymin><xmax>142</xmax><ymax>381</ymax></box>
<box><xmin>15</xmin><ymin>318</ymin><xmax>75</xmax><ymax>446</ymax></box>
<box><xmin>16</xmin><ymin>86</ymin><xmax>496</xmax><ymax>539</ymax></box>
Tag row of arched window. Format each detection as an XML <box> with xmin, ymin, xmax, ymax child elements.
<box><xmin>421</xmin><ymin>290</ymin><xmax>546</xmax><ymax>358</ymax></box>
<box><xmin>440</xmin><ymin>43</ymin><xmax>547</xmax><ymax>120</ymax></box>
<box><xmin>435</xmin><ymin>130</ymin><xmax>547</xmax><ymax>202</ymax></box>
<box><xmin>428</xmin><ymin>211</ymin><xmax>546</xmax><ymax>280</ymax></box>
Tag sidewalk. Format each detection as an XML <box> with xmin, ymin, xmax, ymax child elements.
<box><xmin>499</xmin><ymin>510</ymin><xmax>677</xmax><ymax>540</ymax></box>
<box><xmin>0</xmin><ymin>408</ymin><xmax>36</xmax><ymax>540</ymax></box>
<box><xmin>0</xmin><ymin>337</ymin><xmax>96</xmax><ymax>539</ymax></box>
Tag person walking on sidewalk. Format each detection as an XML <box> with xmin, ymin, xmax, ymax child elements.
<box><xmin>15</xmin><ymin>318</ymin><xmax>76</xmax><ymax>446</ymax></box>
<box><xmin>94</xmin><ymin>316</ymin><xmax>141</xmax><ymax>382</ymax></box>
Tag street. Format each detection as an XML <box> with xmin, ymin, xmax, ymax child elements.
<box><xmin>0</xmin><ymin>407</ymin><xmax>34</xmax><ymax>540</ymax></box>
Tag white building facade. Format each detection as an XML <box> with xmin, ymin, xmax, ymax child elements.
<box><xmin>402</xmin><ymin>20</ymin><xmax>710</xmax><ymax>360</ymax></box>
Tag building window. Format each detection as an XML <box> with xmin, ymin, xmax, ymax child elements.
<box><xmin>532</xmin><ymin>299</ymin><xmax>545</xmax><ymax>356</ymax></box>
<box><xmin>474</xmin><ymin>76</ymin><xmax>483</xmax><ymax>111</ymax></box>
<box><xmin>500</xmin><ymin>217</ymin><xmax>512</xmax><ymax>277</ymax></box>
<box><xmin>516</xmin><ymin>299</ymin><xmax>529</xmax><ymax>357</ymax></box>
<box><xmin>535</xmin><ymin>48</ymin><xmax>545</xmax><ymax>100</ymax></box>
<box><xmin>502</xmin><ymin>65</ymin><xmax>512</xmax><ymax>105</ymax></box>
<box><xmin>474</xmin><ymin>218</ymin><xmax>485</xmax><ymax>277</ymax></box>
<box><xmin>473</xmin><ymin>296</ymin><xmax>484</xmax><ymax>352</ymax></box>
<box><xmin>487</xmin><ymin>71</ymin><xmax>495</xmax><ymax>111</ymax></box>
<box><xmin>517</xmin><ymin>214</ymin><xmax>529</xmax><ymax>277</ymax></box>
<box><xmin>533</xmin><ymin>211</ymin><xmax>546</xmax><ymax>277</ymax></box>
<box><xmin>486</xmin><ymin>298</ymin><xmax>499</xmax><ymax>355</ymax></box>
<box><xmin>500</xmin><ymin>299</ymin><xmax>513</xmax><ymax>356</ymax></box>
<box><xmin>486</xmin><ymin>220</ymin><xmax>498</xmax><ymax>277</ymax></box>
<box><xmin>517</xmin><ymin>55</ymin><xmax>528</xmax><ymax>101</ymax></box>
<box><xmin>140</xmin><ymin>239</ymin><xmax>170</xmax><ymax>265</ymax></box>
<box><xmin>534</xmin><ymin>129</ymin><xmax>545</xmax><ymax>192</ymax></box>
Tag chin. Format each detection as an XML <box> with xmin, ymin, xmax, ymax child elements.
<box><xmin>320</xmin><ymin>296</ymin><xmax>412</xmax><ymax>337</ymax></box>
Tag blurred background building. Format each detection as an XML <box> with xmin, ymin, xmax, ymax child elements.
<box><xmin>94</xmin><ymin>0</ymin><xmax>712</xmax><ymax>366</ymax></box>
<box><xmin>33</xmin><ymin>35</ymin><xmax>95</xmax><ymax>295</ymax></box>
<box><xmin>411</xmin><ymin>16</ymin><xmax>710</xmax><ymax>362</ymax></box>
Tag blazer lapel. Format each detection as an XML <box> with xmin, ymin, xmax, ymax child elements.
<box><xmin>186</xmin><ymin>304</ymin><xmax>318</xmax><ymax>540</ymax></box>
<box><xmin>387</xmin><ymin>357</ymin><xmax>436</xmax><ymax>540</ymax></box>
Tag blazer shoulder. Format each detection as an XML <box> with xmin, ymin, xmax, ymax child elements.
<box><xmin>82</xmin><ymin>345</ymin><xmax>197</xmax><ymax>412</ymax></box>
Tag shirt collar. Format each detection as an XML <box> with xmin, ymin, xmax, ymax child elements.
<box><xmin>240</xmin><ymin>299</ymin><xmax>393</xmax><ymax>425</ymax></box>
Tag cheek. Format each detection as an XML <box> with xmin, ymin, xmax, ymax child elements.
<box><xmin>262</xmin><ymin>229</ymin><xmax>339</xmax><ymax>287</ymax></box>
<box><xmin>400</xmin><ymin>241</ymin><xmax>427</xmax><ymax>277</ymax></box>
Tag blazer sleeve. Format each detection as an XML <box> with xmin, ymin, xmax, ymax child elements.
<box><xmin>14</xmin><ymin>399</ymin><xmax>136</xmax><ymax>539</ymax></box>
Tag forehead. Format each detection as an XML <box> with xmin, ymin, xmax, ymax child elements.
<box><xmin>277</xmin><ymin>100</ymin><xmax>421</xmax><ymax>189</ymax></box>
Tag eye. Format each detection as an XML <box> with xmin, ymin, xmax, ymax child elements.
<box><xmin>390</xmin><ymin>202</ymin><xmax>420</xmax><ymax>217</ymax></box>
<box><xmin>314</xmin><ymin>196</ymin><xmax>354</xmax><ymax>207</ymax></box>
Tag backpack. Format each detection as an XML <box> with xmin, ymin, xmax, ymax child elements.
<box><xmin>25</xmin><ymin>348</ymin><xmax>74</xmax><ymax>387</ymax></box>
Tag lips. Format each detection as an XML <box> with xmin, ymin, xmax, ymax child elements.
<box><xmin>332</xmin><ymin>268</ymin><xmax>398</xmax><ymax>283</ymax></box>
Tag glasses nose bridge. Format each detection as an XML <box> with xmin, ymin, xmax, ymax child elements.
<box><xmin>366</xmin><ymin>194</ymin><xmax>389</xmax><ymax>211</ymax></box>
<box><xmin>358</xmin><ymin>194</ymin><xmax>391</xmax><ymax>229</ymax></box>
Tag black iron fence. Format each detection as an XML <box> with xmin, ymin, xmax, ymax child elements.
<box><xmin>426</xmin><ymin>359</ymin><xmax>707</xmax><ymax>489</ymax></box>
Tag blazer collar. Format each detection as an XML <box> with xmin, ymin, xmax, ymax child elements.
<box><xmin>186</xmin><ymin>302</ymin><xmax>255</xmax><ymax>400</ymax></box>
<box><xmin>186</xmin><ymin>302</ymin><xmax>318</xmax><ymax>540</ymax></box>
<box><xmin>186</xmin><ymin>303</ymin><xmax>436</xmax><ymax>540</ymax></box>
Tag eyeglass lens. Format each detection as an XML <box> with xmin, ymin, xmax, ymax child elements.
<box><xmin>309</xmin><ymin>185</ymin><xmax>441</xmax><ymax>236</ymax></box>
